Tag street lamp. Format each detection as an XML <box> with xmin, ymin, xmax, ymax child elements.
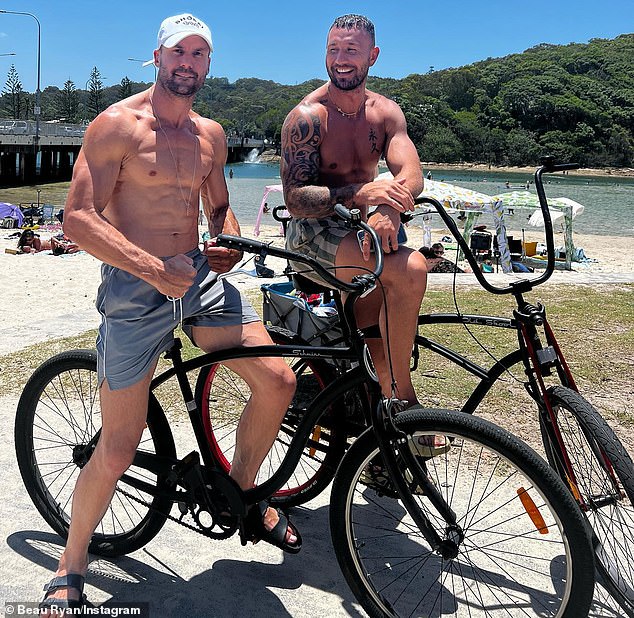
<box><xmin>0</xmin><ymin>52</ymin><xmax>16</xmax><ymax>56</ymax></box>
<box><xmin>0</xmin><ymin>10</ymin><xmax>41</xmax><ymax>151</ymax></box>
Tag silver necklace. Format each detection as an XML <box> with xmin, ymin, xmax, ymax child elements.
<box><xmin>149</xmin><ymin>93</ymin><xmax>198</xmax><ymax>216</ymax></box>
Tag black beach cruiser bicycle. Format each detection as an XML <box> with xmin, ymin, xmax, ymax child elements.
<box><xmin>16</xmin><ymin>171</ymin><xmax>598</xmax><ymax>616</ymax></box>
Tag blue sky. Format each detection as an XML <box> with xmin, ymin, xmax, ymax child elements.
<box><xmin>0</xmin><ymin>0</ymin><xmax>632</xmax><ymax>92</ymax></box>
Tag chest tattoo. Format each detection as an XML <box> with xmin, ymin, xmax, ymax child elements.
<box><xmin>369</xmin><ymin>128</ymin><xmax>379</xmax><ymax>154</ymax></box>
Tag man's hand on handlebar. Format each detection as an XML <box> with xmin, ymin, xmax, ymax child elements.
<box><xmin>203</xmin><ymin>237</ymin><xmax>243</xmax><ymax>273</ymax></box>
<box><xmin>362</xmin><ymin>205</ymin><xmax>402</xmax><ymax>260</ymax></box>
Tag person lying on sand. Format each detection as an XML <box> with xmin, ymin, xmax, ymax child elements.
<box><xmin>16</xmin><ymin>229</ymin><xmax>79</xmax><ymax>255</ymax></box>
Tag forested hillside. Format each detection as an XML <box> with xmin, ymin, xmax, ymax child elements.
<box><xmin>5</xmin><ymin>33</ymin><xmax>633</xmax><ymax>167</ymax></box>
<box><xmin>195</xmin><ymin>33</ymin><xmax>634</xmax><ymax>167</ymax></box>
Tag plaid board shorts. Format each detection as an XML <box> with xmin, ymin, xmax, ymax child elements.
<box><xmin>285</xmin><ymin>217</ymin><xmax>352</xmax><ymax>285</ymax></box>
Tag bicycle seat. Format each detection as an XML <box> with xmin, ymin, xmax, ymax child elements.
<box><xmin>292</xmin><ymin>274</ymin><xmax>334</xmax><ymax>304</ymax></box>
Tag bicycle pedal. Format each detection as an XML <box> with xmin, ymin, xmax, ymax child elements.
<box><xmin>168</xmin><ymin>451</ymin><xmax>200</xmax><ymax>484</ymax></box>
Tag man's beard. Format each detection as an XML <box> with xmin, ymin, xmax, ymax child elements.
<box><xmin>327</xmin><ymin>64</ymin><xmax>369</xmax><ymax>91</ymax></box>
<box><xmin>157</xmin><ymin>66</ymin><xmax>205</xmax><ymax>98</ymax></box>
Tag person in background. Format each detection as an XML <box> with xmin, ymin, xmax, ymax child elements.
<box><xmin>17</xmin><ymin>229</ymin><xmax>42</xmax><ymax>253</ymax></box>
<box><xmin>418</xmin><ymin>242</ymin><xmax>465</xmax><ymax>273</ymax></box>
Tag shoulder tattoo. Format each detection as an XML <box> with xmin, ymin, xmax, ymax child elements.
<box><xmin>282</xmin><ymin>109</ymin><xmax>322</xmax><ymax>188</ymax></box>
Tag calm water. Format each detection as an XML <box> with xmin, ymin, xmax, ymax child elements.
<box><xmin>2</xmin><ymin>162</ymin><xmax>633</xmax><ymax>237</ymax></box>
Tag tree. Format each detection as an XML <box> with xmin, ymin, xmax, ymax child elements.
<box><xmin>2</xmin><ymin>64</ymin><xmax>24</xmax><ymax>119</ymax></box>
<box><xmin>118</xmin><ymin>76</ymin><xmax>132</xmax><ymax>101</ymax></box>
<box><xmin>87</xmin><ymin>67</ymin><xmax>105</xmax><ymax>118</ymax></box>
<box><xmin>58</xmin><ymin>79</ymin><xmax>79</xmax><ymax>122</ymax></box>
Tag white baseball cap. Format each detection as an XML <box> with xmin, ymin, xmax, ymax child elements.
<box><xmin>143</xmin><ymin>13</ymin><xmax>213</xmax><ymax>66</ymax></box>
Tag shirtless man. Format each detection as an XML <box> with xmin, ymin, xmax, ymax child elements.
<box><xmin>281</xmin><ymin>14</ymin><xmax>431</xmax><ymax>414</ymax></box>
<box><xmin>39</xmin><ymin>13</ymin><xmax>299</xmax><ymax>613</ymax></box>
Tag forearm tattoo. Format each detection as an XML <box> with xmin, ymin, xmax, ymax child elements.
<box><xmin>208</xmin><ymin>204</ymin><xmax>228</xmax><ymax>237</ymax></box>
<box><xmin>282</xmin><ymin>109</ymin><xmax>355</xmax><ymax>218</ymax></box>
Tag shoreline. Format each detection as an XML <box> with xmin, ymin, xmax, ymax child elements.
<box><xmin>420</xmin><ymin>161</ymin><xmax>634</xmax><ymax>179</ymax></box>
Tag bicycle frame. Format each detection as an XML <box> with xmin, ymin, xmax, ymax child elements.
<box><xmin>412</xmin><ymin>303</ymin><xmax>623</xmax><ymax>511</ymax></box>
<box><xmin>139</xmin><ymin>338</ymin><xmax>375</xmax><ymax>507</ymax></box>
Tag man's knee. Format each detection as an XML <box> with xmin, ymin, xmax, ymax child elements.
<box><xmin>256</xmin><ymin>359</ymin><xmax>296</xmax><ymax>401</ymax></box>
<box><xmin>93</xmin><ymin>438</ymin><xmax>140</xmax><ymax>480</ymax></box>
<box><xmin>386</xmin><ymin>248</ymin><xmax>427</xmax><ymax>291</ymax></box>
<box><xmin>273</xmin><ymin>360</ymin><xmax>297</xmax><ymax>396</ymax></box>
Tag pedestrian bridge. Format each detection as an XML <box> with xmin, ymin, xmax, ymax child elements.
<box><xmin>0</xmin><ymin>120</ymin><xmax>265</xmax><ymax>185</ymax></box>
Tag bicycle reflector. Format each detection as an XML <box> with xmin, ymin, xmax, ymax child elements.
<box><xmin>517</xmin><ymin>487</ymin><xmax>549</xmax><ymax>534</ymax></box>
<box><xmin>309</xmin><ymin>426</ymin><xmax>322</xmax><ymax>458</ymax></box>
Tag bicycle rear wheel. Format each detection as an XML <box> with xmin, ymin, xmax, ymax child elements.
<box><xmin>540</xmin><ymin>385</ymin><xmax>634</xmax><ymax>616</ymax></box>
<box><xmin>15</xmin><ymin>350</ymin><xmax>176</xmax><ymax>557</ymax></box>
<box><xmin>194</xmin><ymin>327</ymin><xmax>349</xmax><ymax>507</ymax></box>
<box><xmin>330</xmin><ymin>407</ymin><xmax>594</xmax><ymax>618</ymax></box>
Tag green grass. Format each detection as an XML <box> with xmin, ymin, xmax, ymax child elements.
<box><xmin>3</xmin><ymin>284</ymin><xmax>632</xmax><ymax>451</ymax></box>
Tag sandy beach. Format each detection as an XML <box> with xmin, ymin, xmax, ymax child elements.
<box><xmin>1</xmin><ymin>220</ymin><xmax>633</xmax><ymax>357</ymax></box>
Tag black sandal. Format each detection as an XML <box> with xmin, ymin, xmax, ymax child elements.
<box><xmin>240</xmin><ymin>501</ymin><xmax>302</xmax><ymax>554</ymax></box>
<box><xmin>39</xmin><ymin>573</ymin><xmax>86</xmax><ymax>611</ymax></box>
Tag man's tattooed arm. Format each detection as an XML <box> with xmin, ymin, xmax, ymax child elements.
<box><xmin>281</xmin><ymin>106</ymin><xmax>359</xmax><ymax>218</ymax></box>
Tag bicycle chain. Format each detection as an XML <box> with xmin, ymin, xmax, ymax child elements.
<box><xmin>116</xmin><ymin>486</ymin><xmax>236</xmax><ymax>540</ymax></box>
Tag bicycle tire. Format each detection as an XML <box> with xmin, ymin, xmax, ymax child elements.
<box><xmin>194</xmin><ymin>326</ymin><xmax>349</xmax><ymax>507</ymax></box>
<box><xmin>539</xmin><ymin>385</ymin><xmax>634</xmax><ymax>616</ymax></box>
<box><xmin>330</xmin><ymin>407</ymin><xmax>595</xmax><ymax>618</ymax></box>
<box><xmin>15</xmin><ymin>350</ymin><xmax>176</xmax><ymax>557</ymax></box>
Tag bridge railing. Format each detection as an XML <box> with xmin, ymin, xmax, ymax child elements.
<box><xmin>0</xmin><ymin>119</ymin><xmax>86</xmax><ymax>137</ymax></box>
<box><xmin>0</xmin><ymin>119</ymin><xmax>267</xmax><ymax>146</ymax></box>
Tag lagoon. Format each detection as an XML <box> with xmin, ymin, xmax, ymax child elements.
<box><xmin>2</xmin><ymin>162</ymin><xmax>632</xmax><ymax>237</ymax></box>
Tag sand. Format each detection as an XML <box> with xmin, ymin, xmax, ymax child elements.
<box><xmin>1</xmin><ymin>222</ymin><xmax>632</xmax><ymax>357</ymax></box>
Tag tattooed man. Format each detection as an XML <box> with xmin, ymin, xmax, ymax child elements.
<box><xmin>281</xmin><ymin>14</ymin><xmax>431</xmax><ymax>413</ymax></box>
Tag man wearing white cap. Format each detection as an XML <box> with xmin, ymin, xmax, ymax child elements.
<box><xmin>39</xmin><ymin>13</ymin><xmax>301</xmax><ymax>613</ymax></box>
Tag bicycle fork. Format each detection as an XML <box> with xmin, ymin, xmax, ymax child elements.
<box><xmin>516</xmin><ymin>305</ymin><xmax>622</xmax><ymax>509</ymax></box>
<box><xmin>371</xmin><ymin>398</ymin><xmax>464</xmax><ymax>560</ymax></box>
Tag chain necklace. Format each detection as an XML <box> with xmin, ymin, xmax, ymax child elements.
<box><xmin>333</xmin><ymin>99</ymin><xmax>365</xmax><ymax>118</ymax></box>
<box><xmin>149</xmin><ymin>93</ymin><xmax>198</xmax><ymax>216</ymax></box>
<box><xmin>328</xmin><ymin>85</ymin><xmax>365</xmax><ymax>118</ymax></box>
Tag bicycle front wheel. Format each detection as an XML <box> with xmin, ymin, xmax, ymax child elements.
<box><xmin>15</xmin><ymin>350</ymin><xmax>176</xmax><ymax>557</ymax></box>
<box><xmin>194</xmin><ymin>327</ymin><xmax>348</xmax><ymax>507</ymax></box>
<box><xmin>540</xmin><ymin>385</ymin><xmax>634</xmax><ymax>616</ymax></box>
<box><xmin>330</xmin><ymin>407</ymin><xmax>594</xmax><ymax>618</ymax></box>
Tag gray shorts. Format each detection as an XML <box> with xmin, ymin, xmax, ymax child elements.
<box><xmin>285</xmin><ymin>217</ymin><xmax>351</xmax><ymax>285</ymax></box>
<box><xmin>96</xmin><ymin>247</ymin><xmax>259</xmax><ymax>390</ymax></box>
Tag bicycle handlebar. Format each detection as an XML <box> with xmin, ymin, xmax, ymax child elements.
<box><xmin>418</xmin><ymin>159</ymin><xmax>580</xmax><ymax>295</ymax></box>
<box><xmin>216</xmin><ymin>204</ymin><xmax>384</xmax><ymax>294</ymax></box>
<box><xmin>272</xmin><ymin>205</ymin><xmax>290</xmax><ymax>223</ymax></box>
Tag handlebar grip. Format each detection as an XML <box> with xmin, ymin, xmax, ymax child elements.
<box><xmin>216</xmin><ymin>235</ymin><xmax>268</xmax><ymax>253</ymax></box>
<box><xmin>272</xmin><ymin>206</ymin><xmax>291</xmax><ymax>223</ymax></box>
<box><xmin>334</xmin><ymin>203</ymin><xmax>362</xmax><ymax>223</ymax></box>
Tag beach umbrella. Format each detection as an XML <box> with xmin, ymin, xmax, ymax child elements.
<box><xmin>253</xmin><ymin>184</ymin><xmax>284</xmax><ymax>237</ymax></box>
<box><xmin>419</xmin><ymin>179</ymin><xmax>500</xmax><ymax>211</ymax></box>
<box><xmin>493</xmin><ymin>191</ymin><xmax>584</xmax><ymax>226</ymax></box>
<box><xmin>527</xmin><ymin>197</ymin><xmax>584</xmax><ymax>227</ymax></box>
<box><xmin>494</xmin><ymin>191</ymin><xmax>585</xmax><ymax>269</ymax></box>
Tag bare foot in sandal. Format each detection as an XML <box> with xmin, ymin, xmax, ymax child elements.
<box><xmin>241</xmin><ymin>501</ymin><xmax>302</xmax><ymax>553</ymax></box>
<box><xmin>409</xmin><ymin>432</ymin><xmax>451</xmax><ymax>458</ymax></box>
